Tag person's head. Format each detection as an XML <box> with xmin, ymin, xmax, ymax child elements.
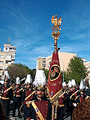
<box><xmin>72</xmin><ymin>86</ymin><xmax>76</xmax><ymax>91</ymax></box>
<box><xmin>12</xmin><ymin>83</ymin><xmax>16</xmax><ymax>89</ymax></box>
<box><xmin>16</xmin><ymin>84</ymin><xmax>20</xmax><ymax>88</ymax></box>
<box><xmin>36</xmin><ymin>85</ymin><xmax>45</xmax><ymax>100</ymax></box>
<box><xmin>30</xmin><ymin>83</ymin><xmax>33</xmax><ymax>89</ymax></box>
<box><xmin>4</xmin><ymin>79</ymin><xmax>9</xmax><ymax>87</ymax></box>
<box><xmin>80</xmin><ymin>89</ymin><xmax>85</xmax><ymax>95</ymax></box>
<box><xmin>26</xmin><ymin>83</ymin><xmax>30</xmax><ymax>89</ymax></box>
<box><xmin>24</xmin><ymin>84</ymin><xmax>27</xmax><ymax>89</ymax></box>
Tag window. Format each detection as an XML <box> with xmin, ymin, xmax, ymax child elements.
<box><xmin>12</xmin><ymin>59</ymin><xmax>15</xmax><ymax>61</ymax></box>
<box><xmin>43</xmin><ymin>60</ymin><xmax>46</xmax><ymax>63</ymax></box>
<box><xmin>0</xmin><ymin>55</ymin><xmax>4</xmax><ymax>58</ymax></box>
<box><xmin>9</xmin><ymin>47</ymin><xmax>16</xmax><ymax>50</ymax></box>
<box><xmin>12</xmin><ymin>53</ymin><xmax>15</xmax><ymax>56</ymax></box>
<box><xmin>0</xmin><ymin>66</ymin><xmax>3</xmax><ymax>70</ymax></box>
<box><xmin>43</xmin><ymin>64</ymin><xmax>46</xmax><ymax>67</ymax></box>
<box><xmin>5</xmin><ymin>60</ymin><xmax>11</xmax><ymax>64</ymax></box>
<box><xmin>6</xmin><ymin>55</ymin><xmax>11</xmax><ymax>58</ymax></box>
<box><xmin>11</xmin><ymin>54</ymin><xmax>15</xmax><ymax>59</ymax></box>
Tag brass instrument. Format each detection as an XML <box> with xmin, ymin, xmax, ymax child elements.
<box><xmin>70</xmin><ymin>90</ymin><xmax>80</xmax><ymax>99</ymax></box>
<box><xmin>59</xmin><ymin>90</ymin><xmax>67</xmax><ymax>98</ymax></box>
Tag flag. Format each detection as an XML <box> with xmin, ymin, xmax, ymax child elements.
<box><xmin>47</xmin><ymin>48</ymin><xmax>63</xmax><ymax>103</ymax></box>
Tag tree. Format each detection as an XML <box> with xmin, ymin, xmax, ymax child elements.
<box><xmin>15</xmin><ymin>63</ymin><xmax>33</xmax><ymax>76</ymax></box>
<box><xmin>61</xmin><ymin>71</ymin><xmax>68</xmax><ymax>83</ymax></box>
<box><xmin>42</xmin><ymin>68</ymin><xmax>49</xmax><ymax>80</ymax></box>
<box><xmin>66</xmin><ymin>56</ymin><xmax>88</xmax><ymax>84</ymax></box>
<box><xmin>7</xmin><ymin>63</ymin><xmax>33</xmax><ymax>82</ymax></box>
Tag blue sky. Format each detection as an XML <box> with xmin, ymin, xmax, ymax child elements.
<box><xmin>0</xmin><ymin>0</ymin><xmax>90</xmax><ymax>69</ymax></box>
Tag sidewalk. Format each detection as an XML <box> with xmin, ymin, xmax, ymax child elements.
<box><xmin>9</xmin><ymin>109</ymin><xmax>71</xmax><ymax>120</ymax></box>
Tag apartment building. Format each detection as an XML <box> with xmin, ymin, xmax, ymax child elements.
<box><xmin>0</xmin><ymin>43</ymin><xmax>16</xmax><ymax>79</ymax></box>
<box><xmin>36</xmin><ymin>52</ymin><xmax>77</xmax><ymax>71</ymax></box>
<box><xmin>84</xmin><ymin>60</ymin><xmax>90</xmax><ymax>81</ymax></box>
<box><xmin>36</xmin><ymin>57</ymin><xmax>46</xmax><ymax>70</ymax></box>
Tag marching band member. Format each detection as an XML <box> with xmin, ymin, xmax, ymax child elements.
<box><xmin>76</xmin><ymin>80</ymin><xmax>86</xmax><ymax>104</ymax></box>
<box><xmin>0</xmin><ymin>99</ymin><xmax>6</xmax><ymax>120</ymax></box>
<box><xmin>21</xmin><ymin>74</ymin><xmax>35</xmax><ymax>120</ymax></box>
<box><xmin>26</xmin><ymin>70</ymin><xmax>52</xmax><ymax>120</ymax></box>
<box><xmin>1</xmin><ymin>78</ymin><xmax>13</xmax><ymax>117</ymax></box>
<box><xmin>12</xmin><ymin>77</ymin><xmax>22</xmax><ymax>118</ymax></box>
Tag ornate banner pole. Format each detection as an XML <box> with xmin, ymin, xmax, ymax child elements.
<box><xmin>51</xmin><ymin>15</ymin><xmax>62</xmax><ymax>49</ymax></box>
<box><xmin>47</xmin><ymin>15</ymin><xmax>62</xmax><ymax>120</ymax></box>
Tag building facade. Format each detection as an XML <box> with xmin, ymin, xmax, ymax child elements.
<box><xmin>36</xmin><ymin>52</ymin><xmax>77</xmax><ymax>71</ymax></box>
<box><xmin>84</xmin><ymin>60</ymin><xmax>90</xmax><ymax>81</ymax></box>
<box><xmin>36</xmin><ymin>57</ymin><xmax>46</xmax><ymax>70</ymax></box>
<box><xmin>0</xmin><ymin>43</ymin><xmax>16</xmax><ymax>79</ymax></box>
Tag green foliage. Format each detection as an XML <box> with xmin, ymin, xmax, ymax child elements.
<box><xmin>61</xmin><ymin>71</ymin><xmax>68</xmax><ymax>83</ymax></box>
<box><xmin>7</xmin><ymin>63</ymin><xmax>33</xmax><ymax>82</ymax></box>
<box><xmin>42</xmin><ymin>68</ymin><xmax>49</xmax><ymax>80</ymax></box>
<box><xmin>66</xmin><ymin>56</ymin><xmax>87</xmax><ymax>84</ymax></box>
<box><xmin>15</xmin><ymin>63</ymin><xmax>33</xmax><ymax>75</ymax></box>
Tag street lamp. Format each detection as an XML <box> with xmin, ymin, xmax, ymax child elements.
<box><xmin>60</xmin><ymin>59</ymin><xmax>64</xmax><ymax>83</ymax></box>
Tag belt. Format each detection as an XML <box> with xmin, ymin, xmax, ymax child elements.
<box><xmin>16</xmin><ymin>95</ymin><xmax>21</xmax><ymax>97</ymax></box>
<box><xmin>59</xmin><ymin>104</ymin><xmax>65</xmax><ymax>107</ymax></box>
<box><xmin>1</xmin><ymin>97</ymin><xmax>9</xmax><ymax>100</ymax></box>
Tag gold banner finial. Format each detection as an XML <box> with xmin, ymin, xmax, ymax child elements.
<box><xmin>51</xmin><ymin>15</ymin><xmax>62</xmax><ymax>48</ymax></box>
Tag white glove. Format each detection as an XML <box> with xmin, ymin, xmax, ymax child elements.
<box><xmin>73</xmin><ymin>103</ymin><xmax>77</xmax><ymax>107</ymax></box>
<box><xmin>10</xmin><ymin>100</ymin><xmax>13</xmax><ymax>104</ymax></box>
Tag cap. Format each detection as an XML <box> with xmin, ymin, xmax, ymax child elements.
<box><xmin>16</xmin><ymin>77</ymin><xmax>20</xmax><ymax>84</ymax></box>
<box><xmin>62</xmin><ymin>82</ymin><xmax>66</xmax><ymax>87</ymax></box>
<box><xmin>71</xmin><ymin>79</ymin><xmax>76</xmax><ymax>87</ymax></box>
<box><xmin>25</xmin><ymin>74</ymin><xmax>32</xmax><ymax>84</ymax></box>
<box><xmin>79</xmin><ymin>80</ymin><xmax>85</xmax><ymax>90</ymax></box>
<box><xmin>68</xmin><ymin>80</ymin><xmax>72</xmax><ymax>88</ymax></box>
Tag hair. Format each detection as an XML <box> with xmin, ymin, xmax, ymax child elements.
<box><xmin>72</xmin><ymin>99</ymin><xmax>90</xmax><ymax>120</ymax></box>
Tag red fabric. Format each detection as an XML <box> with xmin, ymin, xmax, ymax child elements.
<box><xmin>16</xmin><ymin>88</ymin><xmax>21</xmax><ymax>95</ymax></box>
<box><xmin>47</xmin><ymin>48</ymin><xmax>62</xmax><ymax>101</ymax></box>
<box><xmin>35</xmin><ymin>101</ymin><xmax>48</xmax><ymax>120</ymax></box>
<box><xmin>80</xmin><ymin>96</ymin><xmax>84</xmax><ymax>103</ymax></box>
<box><xmin>59</xmin><ymin>97</ymin><xmax>63</xmax><ymax>104</ymax></box>
<box><xmin>24</xmin><ymin>90</ymin><xmax>34</xmax><ymax>104</ymax></box>
<box><xmin>26</xmin><ymin>117</ymin><xmax>31</xmax><ymax>120</ymax></box>
<box><xmin>3</xmin><ymin>87</ymin><xmax>9</xmax><ymax>97</ymax></box>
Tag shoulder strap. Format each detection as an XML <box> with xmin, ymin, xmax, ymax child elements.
<box><xmin>31</xmin><ymin>101</ymin><xmax>44</xmax><ymax>120</ymax></box>
<box><xmin>25</xmin><ymin>91</ymin><xmax>35</xmax><ymax>101</ymax></box>
<box><xmin>4</xmin><ymin>87</ymin><xmax>12</xmax><ymax>93</ymax></box>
